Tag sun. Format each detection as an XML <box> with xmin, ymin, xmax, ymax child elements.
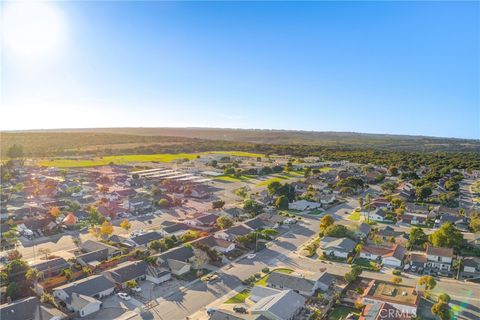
<box><xmin>1</xmin><ymin>1</ymin><xmax>65</xmax><ymax>59</ymax></box>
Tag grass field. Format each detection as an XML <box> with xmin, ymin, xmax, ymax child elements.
<box><xmin>255</xmin><ymin>268</ymin><xmax>294</xmax><ymax>286</ymax></box>
<box><xmin>347</xmin><ymin>209</ymin><xmax>362</xmax><ymax>221</ymax></box>
<box><xmin>225</xmin><ymin>289</ymin><xmax>250</xmax><ymax>304</ymax></box>
<box><xmin>37</xmin><ymin>151</ymin><xmax>264</xmax><ymax>168</ymax></box>
<box><xmin>214</xmin><ymin>175</ymin><xmax>254</xmax><ymax>182</ymax></box>
<box><xmin>328</xmin><ymin>306</ymin><xmax>359</xmax><ymax>320</ymax></box>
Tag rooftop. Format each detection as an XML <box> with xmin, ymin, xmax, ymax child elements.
<box><xmin>364</xmin><ymin>280</ymin><xmax>420</xmax><ymax>307</ymax></box>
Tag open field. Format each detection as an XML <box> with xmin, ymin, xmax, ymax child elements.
<box><xmin>36</xmin><ymin>151</ymin><xmax>264</xmax><ymax>168</ymax></box>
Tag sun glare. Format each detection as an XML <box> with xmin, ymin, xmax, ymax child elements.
<box><xmin>2</xmin><ymin>1</ymin><xmax>65</xmax><ymax>59</ymax></box>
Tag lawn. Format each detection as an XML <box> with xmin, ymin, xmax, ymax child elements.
<box><xmin>309</xmin><ymin>209</ymin><xmax>325</xmax><ymax>215</ymax></box>
<box><xmin>39</xmin><ymin>151</ymin><xmax>264</xmax><ymax>168</ymax></box>
<box><xmin>255</xmin><ymin>176</ymin><xmax>289</xmax><ymax>187</ymax></box>
<box><xmin>353</xmin><ymin>258</ymin><xmax>381</xmax><ymax>271</ymax></box>
<box><xmin>225</xmin><ymin>289</ymin><xmax>250</xmax><ymax>304</ymax></box>
<box><xmin>255</xmin><ymin>268</ymin><xmax>294</xmax><ymax>286</ymax></box>
<box><xmin>347</xmin><ymin>209</ymin><xmax>361</xmax><ymax>221</ymax></box>
<box><xmin>39</xmin><ymin>153</ymin><xmax>199</xmax><ymax>167</ymax></box>
<box><xmin>207</xmin><ymin>151</ymin><xmax>264</xmax><ymax>158</ymax></box>
<box><xmin>328</xmin><ymin>306</ymin><xmax>359</xmax><ymax>320</ymax></box>
<box><xmin>214</xmin><ymin>175</ymin><xmax>254</xmax><ymax>182</ymax></box>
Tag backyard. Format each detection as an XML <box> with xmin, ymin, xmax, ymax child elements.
<box><xmin>328</xmin><ymin>306</ymin><xmax>360</xmax><ymax>320</ymax></box>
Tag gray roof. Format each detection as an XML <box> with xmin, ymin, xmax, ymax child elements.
<box><xmin>357</xmin><ymin>223</ymin><xmax>372</xmax><ymax>235</ymax></box>
<box><xmin>252</xmin><ymin>290</ymin><xmax>306</xmax><ymax>320</ymax></box>
<box><xmin>317</xmin><ymin>272</ymin><xmax>336</xmax><ymax>288</ymax></box>
<box><xmin>130</xmin><ymin>231</ymin><xmax>162</xmax><ymax>246</ymax></box>
<box><xmin>223</xmin><ymin>225</ymin><xmax>253</xmax><ymax>237</ymax></box>
<box><xmin>104</xmin><ymin>260</ymin><xmax>147</xmax><ymax>284</ymax></box>
<box><xmin>0</xmin><ymin>297</ymin><xmax>40</xmax><ymax>320</ymax></box>
<box><xmin>81</xmin><ymin>240</ymin><xmax>120</xmax><ymax>256</ymax></box>
<box><xmin>30</xmin><ymin>257</ymin><xmax>70</xmax><ymax>274</ymax></box>
<box><xmin>167</xmin><ymin>259</ymin><xmax>190</xmax><ymax>272</ymax></box>
<box><xmin>244</xmin><ymin>218</ymin><xmax>267</xmax><ymax>230</ymax></box>
<box><xmin>249</xmin><ymin>286</ymin><xmax>283</xmax><ymax>303</ymax></box>
<box><xmin>76</xmin><ymin>248</ymin><xmax>109</xmax><ymax>264</ymax></box>
<box><xmin>162</xmin><ymin>223</ymin><xmax>191</xmax><ymax>234</ymax></box>
<box><xmin>320</xmin><ymin>237</ymin><xmax>356</xmax><ymax>252</ymax></box>
<box><xmin>54</xmin><ymin>274</ymin><xmax>115</xmax><ymax>299</ymax></box>
<box><xmin>266</xmin><ymin>272</ymin><xmax>316</xmax><ymax>293</ymax></box>
<box><xmin>70</xmin><ymin>293</ymin><xmax>100</xmax><ymax>310</ymax></box>
<box><xmin>155</xmin><ymin>245</ymin><xmax>195</xmax><ymax>263</ymax></box>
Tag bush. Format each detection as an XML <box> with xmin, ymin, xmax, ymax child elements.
<box><xmin>262</xmin><ymin>267</ymin><xmax>270</xmax><ymax>273</ymax></box>
<box><xmin>254</xmin><ymin>273</ymin><xmax>262</xmax><ymax>279</ymax></box>
<box><xmin>392</xmin><ymin>269</ymin><xmax>402</xmax><ymax>276</ymax></box>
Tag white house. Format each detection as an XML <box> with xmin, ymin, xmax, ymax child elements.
<box><xmin>70</xmin><ymin>293</ymin><xmax>102</xmax><ymax>318</ymax></box>
<box><xmin>360</xmin><ymin>244</ymin><xmax>406</xmax><ymax>267</ymax></box>
<box><xmin>366</xmin><ymin>208</ymin><xmax>389</xmax><ymax>222</ymax></box>
<box><xmin>289</xmin><ymin>200</ymin><xmax>321</xmax><ymax>211</ymax></box>
<box><xmin>319</xmin><ymin>237</ymin><xmax>357</xmax><ymax>259</ymax></box>
<box><xmin>426</xmin><ymin>246</ymin><xmax>454</xmax><ymax>271</ymax></box>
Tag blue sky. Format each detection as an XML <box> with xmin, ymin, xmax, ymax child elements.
<box><xmin>2</xmin><ymin>1</ymin><xmax>479</xmax><ymax>139</ymax></box>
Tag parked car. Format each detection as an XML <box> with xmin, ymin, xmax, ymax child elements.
<box><xmin>233</xmin><ymin>306</ymin><xmax>247</xmax><ymax>314</ymax></box>
<box><xmin>131</xmin><ymin>286</ymin><xmax>142</xmax><ymax>292</ymax></box>
<box><xmin>207</xmin><ymin>308</ymin><xmax>218</xmax><ymax>316</ymax></box>
<box><xmin>117</xmin><ymin>292</ymin><xmax>131</xmax><ymax>301</ymax></box>
<box><xmin>247</xmin><ymin>254</ymin><xmax>256</xmax><ymax>259</ymax></box>
<box><xmin>403</xmin><ymin>264</ymin><xmax>410</xmax><ymax>271</ymax></box>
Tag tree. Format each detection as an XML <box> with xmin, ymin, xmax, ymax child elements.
<box><xmin>324</xmin><ymin>224</ymin><xmax>352</xmax><ymax>238</ymax></box>
<box><xmin>217</xmin><ymin>215</ymin><xmax>233</xmax><ymax>229</ymax></box>
<box><xmin>469</xmin><ymin>216</ymin><xmax>480</xmax><ymax>232</ymax></box>
<box><xmin>125</xmin><ymin>280</ymin><xmax>138</xmax><ymax>288</ymax></box>
<box><xmin>6</xmin><ymin>249</ymin><xmax>22</xmax><ymax>261</ymax></box>
<box><xmin>358</xmin><ymin>197</ymin><xmax>364</xmax><ymax>208</ymax></box>
<box><xmin>180</xmin><ymin>230</ymin><xmax>201</xmax><ymax>243</ymax></box>
<box><xmin>2</xmin><ymin>229</ymin><xmax>18</xmax><ymax>247</ymax></box>
<box><xmin>275</xmin><ymin>195</ymin><xmax>289</xmax><ymax>210</ymax></box>
<box><xmin>431</xmin><ymin>301</ymin><xmax>451</xmax><ymax>320</ymax></box>
<box><xmin>392</xmin><ymin>276</ymin><xmax>402</xmax><ymax>284</ymax></box>
<box><xmin>6</xmin><ymin>282</ymin><xmax>20</xmax><ymax>299</ymax></box>
<box><xmin>6</xmin><ymin>259</ymin><xmax>29</xmax><ymax>283</ymax></box>
<box><xmin>62</xmin><ymin>268</ymin><xmax>73</xmax><ymax>282</ymax></box>
<box><xmin>39</xmin><ymin>248</ymin><xmax>51</xmax><ymax>260</ymax></box>
<box><xmin>416</xmin><ymin>186</ymin><xmax>432</xmax><ymax>201</ymax></box>
<box><xmin>243</xmin><ymin>199</ymin><xmax>264</xmax><ymax>216</ymax></box>
<box><xmin>87</xmin><ymin>206</ymin><xmax>104</xmax><ymax>225</ymax></box>
<box><xmin>418</xmin><ymin>275</ymin><xmax>437</xmax><ymax>291</ymax></box>
<box><xmin>212</xmin><ymin>200</ymin><xmax>225</xmax><ymax>209</ymax></box>
<box><xmin>444</xmin><ymin>179</ymin><xmax>459</xmax><ymax>192</ymax></box>
<box><xmin>6</xmin><ymin>144</ymin><xmax>24</xmax><ymax>159</ymax></box>
<box><xmin>388</xmin><ymin>166</ymin><xmax>399</xmax><ymax>176</ymax></box>
<box><xmin>344</xmin><ymin>265</ymin><xmax>362</xmax><ymax>283</ymax></box>
<box><xmin>49</xmin><ymin>207</ymin><xmax>61</xmax><ymax>219</ymax></box>
<box><xmin>82</xmin><ymin>266</ymin><xmax>92</xmax><ymax>276</ymax></box>
<box><xmin>267</xmin><ymin>181</ymin><xmax>282</xmax><ymax>195</ymax></box>
<box><xmin>149</xmin><ymin>240</ymin><xmax>163</xmax><ymax>252</ymax></box>
<box><xmin>158</xmin><ymin>199</ymin><xmax>169</xmax><ymax>208</ymax></box>
<box><xmin>408</xmin><ymin>227</ymin><xmax>428</xmax><ymax>249</ymax></box>
<box><xmin>25</xmin><ymin>268</ymin><xmax>43</xmax><ymax>283</ymax></box>
<box><xmin>120</xmin><ymin>219</ymin><xmax>132</xmax><ymax>232</ymax></box>
<box><xmin>320</xmin><ymin>214</ymin><xmax>334</xmax><ymax>231</ymax></box>
<box><xmin>100</xmin><ymin>221</ymin><xmax>114</xmax><ymax>237</ymax></box>
<box><xmin>429</xmin><ymin>222</ymin><xmax>465</xmax><ymax>250</ymax></box>
<box><xmin>438</xmin><ymin>293</ymin><xmax>451</xmax><ymax>304</ymax></box>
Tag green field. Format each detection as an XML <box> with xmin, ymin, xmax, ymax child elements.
<box><xmin>37</xmin><ymin>151</ymin><xmax>265</xmax><ymax>168</ymax></box>
<box><xmin>214</xmin><ymin>175</ymin><xmax>254</xmax><ymax>182</ymax></box>
<box><xmin>347</xmin><ymin>209</ymin><xmax>362</xmax><ymax>221</ymax></box>
<box><xmin>225</xmin><ymin>289</ymin><xmax>250</xmax><ymax>304</ymax></box>
<box><xmin>255</xmin><ymin>268</ymin><xmax>294</xmax><ymax>286</ymax></box>
<box><xmin>328</xmin><ymin>306</ymin><xmax>359</xmax><ymax>320</ymax></box>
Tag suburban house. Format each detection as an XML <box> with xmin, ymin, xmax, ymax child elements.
<box><xmin>154</xmin><ymin>245</ymin><xmax>196</xmax><ymax>276</ymax></box>
<box><xmin>289</xmin><ymin>200</ymin><xmax>321</xmax><ymax>211</ymax></box>
<box><xmin>408</xmin><ymin>252</ymin><xmax>427</xmax><ymax>271</ymax></box>
<box><xmin>30</xmin><ymin>257</ymin><xmax>70</xmax><ymax>279</ymax></box>
<box><xmin>250</xmin><ymin>289</ymin><xmax>306</xmax><ymax>320</ymax></box>
<box><xmin>360</xmin><ymin>280</ymin><xmax>420</xmax><ymax>317</ymax></box>
<box><xmin>402</xmin><ymin>212</ymin><xmax>428</xmax><ymax>225</ymax></box>
<box><xmin>366</xmin><ymin>208</ymin><xmax>389</xmax><ymax>222</ymax></box>
<box><xmin>0</xmin><ymin>296</ymin><xmax>67</xmax><ymax>320</ymax></box>
<box><xmin>80</xmin><ymin>240</ymin><xmax>120</xmax><ymax>259</ymax></box>
<box><xmin>146</xmin><ymin>265</ymin><xmax>172</xmax><ymax>284</ymax></box>
<box><xmin>360</xmin><ymin>302</ymin><xmax>412</xmax><ymax>320</ymax></box>
<box><xmin>360</xmin><ymin>244</ymin><xmax>407</xmax><ymax>267</ymax></box>
<box><xmin>161</xmin><ymin>223</ymin><xmax>191</xmax><ymax>238</ymax></box>
<box><xmin>426</xmin><ymin>246</ymin><xmax>454</xmax><ymax>272</ymax></box>
<box><xmin>195</xmin><ymin>236</ymin><xmax>236</xmax><ymax>253</ymax></box>
<box><xmin>355</xmin><ymin>223</ymin><xmax>372</xmax><ymax>239</ymax></box>
<box><xmin>130</xmin><ymin>231</ymin><xmax>163</xmax><ymax>247</ymax></box>
<box><xmin>76</xmin><ymin>249</ymin><xmax>109</xmax><ymax>269</ymax></box>
<box><xmin>320</xmin><ymin>237</ymin><xmax>357</xmax><ymax>258</ymax></box>
<box><xmin>243</xmin><ymin>217</ymin><xmax>268</xmax><ymax>231</ymax></box>
<box><xmin>462</xmin><ymin>258</ymin><xmax>480</xmax><ymax>278</ymax></box>
<box><xmin>316</xmin><ymin>194</ymin><xmax>336</xmax><ymax>206</ymax></box>
<box><xmin>103</xmin><ymin>260</ymin><xmax>147</xmax><ymax>288</ymax></box>
<box><xmin>53</xmin><ymin>275</ymin><xmax>115</xmax><ymax>317</ymax></box>
<box><xmin>184</xmin><ymin>213</ymin><xmax>218</xmax><ymax>229</ymax></box>
<box><xmin>214</xmin><ymin>224</ymin><xmax>253</xmax><ymax>242</ymax></box>
<box><xmin>266</xmin><ymin>271</ymin><xmax>335</xmax><ymax>296</ymax></box>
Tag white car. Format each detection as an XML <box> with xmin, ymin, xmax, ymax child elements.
<box><xmin>131</xmin><ymin>286</ymin><xmax>142</xmax><ymax>293</ymax></box>
<box><xmin>246</xmin><ymin>254</ymin><xmax>256</xmax><ymax>259</ymax></box>
<box><xmin>117</xmin><ymin>292</ymin><xmax>131</xmax><ymax>301</ymax></box>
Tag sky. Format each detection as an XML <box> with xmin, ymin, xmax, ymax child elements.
<box><xmin>1</xmin><ymin>1</ymin><xmax>479</xmax><ymax>139</ymax></box>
